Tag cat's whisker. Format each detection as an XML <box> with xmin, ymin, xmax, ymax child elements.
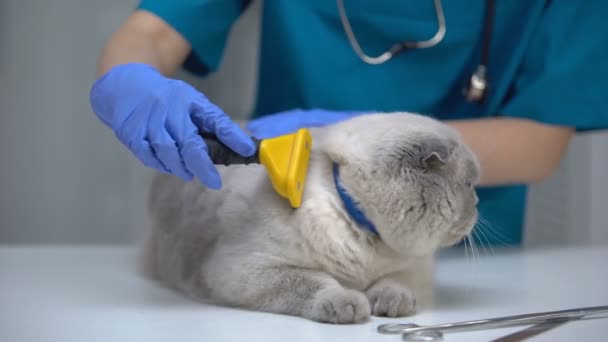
<box><xmin>461</xmin><ymin>235</ymin><xmax>477</xmax><ymax>299</ymax></box>
<box><xmin>469</xmin><ymin>235</ymin><xmax>474</xmax><ymax>263</ymax></box>
<box><xmin>473</xmin><ymin>218</ymin><xmax>495</xmax><ymax>256</ymax></box>
<box><xmin>474</xmin><ymin>233</ymin><xmax>481</xmax><ymax>262</ymax></box>
<box><xmin>476</xmin><ymin>217</ymin><xmax>515</xmax><ymax>247</ymax></box>
<box><xmin>465</xmin><ymin>235</ymin><xmax>472</xmax><ymax>263</ymax></box>
<box><xmin>463</xmin><ymin>235</ymin><xmax>470</xmax><ymax>266</ymax></box>
<box><xmin>476</xmin><ymin>217</ymin><xmax>501</xmax><ymax>241</ymax></box>
<box><xmin>473</xmin><ymin>233</ymin><xmax>480</xmax><ymax>262</ymax></box>
<box><xmin>466</xmin><ymin>232</ymin><xmax>479</xmax><ymax>284</ymax></box>
<box><xmin>467</xmin><ymin>234</ymin><xmax>478</xmax><ymax>264</ymax></box>
<box><xmin>472</xmin><ymin>228</ymin><xmax>488</xmax><ymax>258</ymax></box>
<box><xmin>475</xmin><ymin>224</ymin><xmax>495</xmax><ymax>256</ymax></box>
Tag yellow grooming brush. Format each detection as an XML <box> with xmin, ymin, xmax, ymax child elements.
<box><xmin>201</xmin><ymin>129</ymin><xmax>312</xmax><ymax>208</ymax></box>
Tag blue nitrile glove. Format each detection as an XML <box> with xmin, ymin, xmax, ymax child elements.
<box><xmin>89</xmin><ymin>63</ymin><xmax>256</xmax><ymax>189</ymax></box>
<box><xmin>246</xmin><ymin>108</ymin><xmax>367</xmax><ymax>139</ymax></box>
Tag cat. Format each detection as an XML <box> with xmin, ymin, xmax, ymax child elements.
<box><xmin>143</xmin><ymin>112</ymin><xmax>480</xmax><ymax>324</ymax></box>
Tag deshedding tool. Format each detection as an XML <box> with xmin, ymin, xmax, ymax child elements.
<box><xmin>201</xmin><ymin>129</ymin><xmax>312</xmax><ymax>208</ymax></box>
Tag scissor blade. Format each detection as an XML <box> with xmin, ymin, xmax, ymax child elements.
<box><xmin>377</xmin><ymin>305</ymin><xmax>608</xmax><ymax>335</ymax></box>
<box><xmin>490</xmin><ymin>317</ymin><xmax>577</xmax><ymax>342</ymax></box>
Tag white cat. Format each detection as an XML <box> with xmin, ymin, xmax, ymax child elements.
<box><xmin>143</xmin><ymin>112</ymin><xmax>480</xmax><ymax>324</ymax></box>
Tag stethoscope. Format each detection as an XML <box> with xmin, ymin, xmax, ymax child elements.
<box><xmin>337</xmin><ymin>0</ymin><xmax>496</xmax><ymax>104</ymax></box>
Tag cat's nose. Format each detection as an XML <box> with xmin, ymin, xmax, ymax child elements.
<box><xmin>474</xmin><ymin>194</ymin><xmax>479</xmax><ymax>205</ymax></box>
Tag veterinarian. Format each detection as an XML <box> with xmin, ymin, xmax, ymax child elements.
<box><xmin>90</xmin><ymin>1</ymin><xmax>608</xmax><ymax>245</ymax></box>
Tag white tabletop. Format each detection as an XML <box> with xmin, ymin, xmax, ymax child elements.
<box><xmin>1</xmin><ymin>244</ymin><xmax>607</xmax><ymax>342</ymax></box>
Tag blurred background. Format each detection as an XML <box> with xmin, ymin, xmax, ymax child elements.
<box><xmin>1</xmin><ymin>0</ymin><xmax>606</xmax><ymax>246</ymax></box>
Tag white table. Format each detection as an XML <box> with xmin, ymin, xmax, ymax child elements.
<box><xmin>1</xmin><ymin>244</ymin><xmax>607</xmax><ymax>342</ymax></box>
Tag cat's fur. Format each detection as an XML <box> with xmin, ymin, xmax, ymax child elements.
<box><xmin>143</xmin><ymin>112</ymin><xmax>480</xmax><ymax>324</ymax></box>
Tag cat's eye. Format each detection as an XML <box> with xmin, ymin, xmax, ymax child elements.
<box><xmin>465</xmin><ymin>181</ymin><xmax>472</xmax><ymax>188</ymax></box>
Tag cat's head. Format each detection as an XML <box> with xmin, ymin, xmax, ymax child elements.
<box><xmin>321</xmin><ymin>112</ymin><xmax>480</xmax><ymax>256</ymax></box>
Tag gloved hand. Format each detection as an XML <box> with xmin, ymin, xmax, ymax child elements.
<box><xmin>89</xmin><ymin>63</ymin><xmax>256</xmax><ymax>189</ymax></box>
<box><xmin>246</xmin><ymin>108</ymin><xmax>367</xmax><ymax>139</ymax></box>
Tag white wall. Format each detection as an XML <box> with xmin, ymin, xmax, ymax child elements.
<box><xmin>524</xmin><ymin>131</ymin><xmax>608</xmax><ymax>247</ymax></box>
<box><xmin>1</xmin><ymin>0</ymin><xmax>605</xmax><ymax>246</ymax></box>
<box><xmin>1</xmin><ymin>0</ymin><xmax>138</xmax><ymax>243</ymax></box>
<box><xmin>525</xmin><ymin>135</ymin><xmax>579</xmax><ymax>245</ymax></box>
<box><xmin>0</xmin><ymin>0</ymin><xmax>260</xmax><ymax>244</ymax></box>
<box><xmin>588</xmin><ymin>134</ymin><xmax>608</xmax><ymax>243</ymax></box>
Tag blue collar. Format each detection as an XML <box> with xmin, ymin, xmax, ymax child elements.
<box><xmin>332</xmin><ymin>163</ymin><xmax>379</xmax><ymax>237</ymax></box>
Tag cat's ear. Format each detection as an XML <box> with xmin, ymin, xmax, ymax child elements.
<box><xmin>420</xmin><ymin>138</ymin><xmax>454</xmax><ymax>170</ymax></box>
<box><xmin>422</xmin><ymin>151</ymin><xmax>448</xmax><ymax>169</ymax></box>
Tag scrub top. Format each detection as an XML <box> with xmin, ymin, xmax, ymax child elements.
<box><xmin>137</xmin><ymin>0</ymin><xmax>608</xmax><ymax>245</ymax></box>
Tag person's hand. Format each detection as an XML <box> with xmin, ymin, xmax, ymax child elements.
<box><xmin>89</xmin><ymin>63</ymin><xmax>256</xmax><ymax>189</ymax></box>
<box><xmin>246</xmin><ymin>108</ymin><xmax>367</xmax><ymax>139</ymax></box>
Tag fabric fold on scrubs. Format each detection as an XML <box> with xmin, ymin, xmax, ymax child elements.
<box><xmin>499</xmin><ymin>2</ymin><xmax>608</xmax><ymax>131</ymax></box>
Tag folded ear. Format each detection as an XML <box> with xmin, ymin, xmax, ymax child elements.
<box><xmin>423</xmin><ymin>150</ymin><xmax>448</xmax><ymax>169</ymax></box>
<box><xmin>419</xmin><ymin>137</ymin><xmax>455</xmax><ymax>170</ymax></box>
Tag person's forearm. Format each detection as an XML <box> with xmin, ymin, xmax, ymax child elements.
<box><xmin>96</xmin><ymin>10</ymin><xmax>191</xmax><ymax>77</ymax></box>
<box><xmin>447</xmin><ymin>117</ymin><xmax>574</xmax><ymax>187</ymax></box>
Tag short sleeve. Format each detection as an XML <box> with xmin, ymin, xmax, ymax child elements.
<box><xmin>137</xmin><ymin>0</ymin><xmax>250</xmax><ymax>75</ymax></box>
<box><xmin>499</xmin><ymin>1</ymin><xmax>608</xmax><ymax>132</ymax></box>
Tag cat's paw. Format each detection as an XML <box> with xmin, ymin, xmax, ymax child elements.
<box><xmin>366</xmin><ymin>280</ymin><xmax>416</xmax><ymax>317</ymax></box>
<box><xmin>307</xmin><ymin>287</ymin><xmax>371</xmax><ymax>324</ymax></box>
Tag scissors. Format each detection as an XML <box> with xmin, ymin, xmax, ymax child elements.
<box><xmin>377</xmin><ymin>305</ymin><xmax>608</xmax><ymax>341</ymax></box>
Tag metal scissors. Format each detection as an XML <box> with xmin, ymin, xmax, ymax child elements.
<box><xmin>377</xmin><ymin>305</ymin><xmax>608</xmax><ymax>341</ymax></box>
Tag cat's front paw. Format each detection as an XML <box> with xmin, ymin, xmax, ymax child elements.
<box><xmin>366</xmin><ymin>280</ymin><xmax>416</xmax><ymax>317</ymax></box>
<box><xmin>307</xmin><ymin>287</ymin><xmax>371</xmax><ymax>324</ymax></box>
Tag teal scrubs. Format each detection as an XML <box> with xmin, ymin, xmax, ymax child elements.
<box><xmin>137</xmin><ymin>0</ymin><xmax>608</xmax><ymax>245</ymax></box>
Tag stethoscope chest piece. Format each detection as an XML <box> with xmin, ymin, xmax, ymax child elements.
<box><xmin>464</xmin><ymin>65</ymin><xmax>489</xmax><ymax>103</ymax></box>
